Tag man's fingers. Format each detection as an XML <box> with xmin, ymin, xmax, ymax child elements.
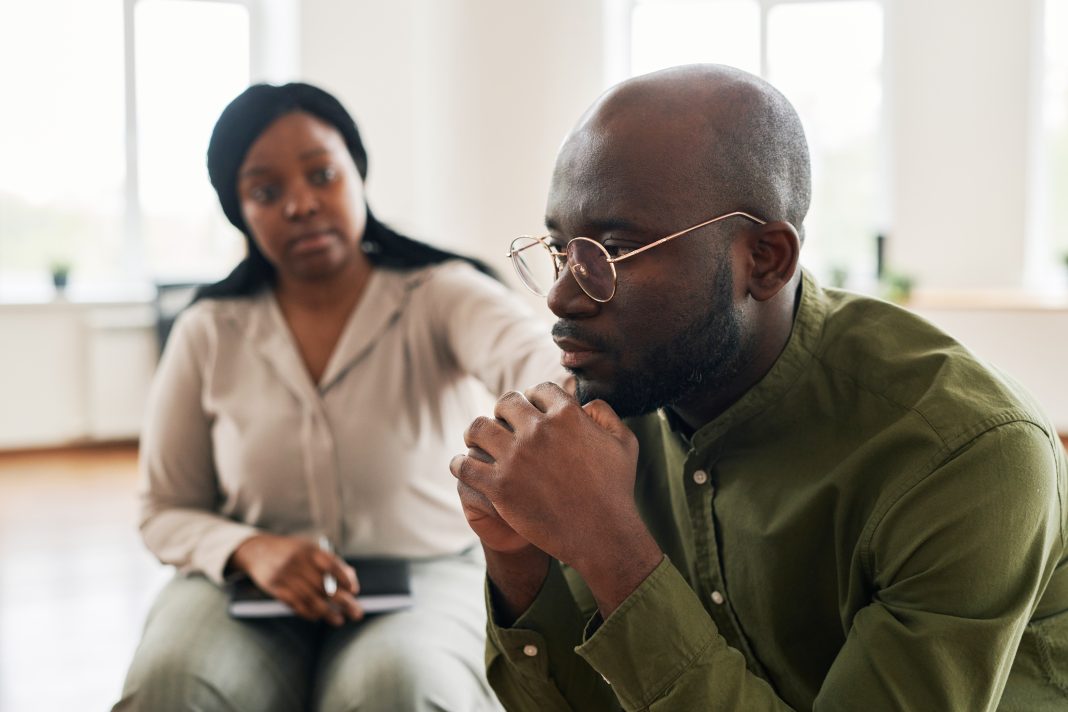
<box><xmin>457</xmin><ymin>479</ymin><xmax>501</xmax><ymax>516</ymax></box>
<box><xmin>467</xmin><ymin>445</ymin><xmax>494</xmax><ymax>464</ymax></box>
<box><xmin>450</xmin><ymin>451</ymin><xmax>494</xmax><ymax>487</ymax></box>
<box><xmin>523</xmin><ymin>381</ymin><xmax>572</xmax><ymax>413</ymax></box>
<box><xmin>463</xmin><ymin>416</ymin><xmax>513</xmax><ymax>458</ymax></box>
<box><xmin>581</xmin><ymin>399</ymin><xmax>632</xmax><ymax>443</ymax></box>
<box><xmin>492</xmin><ymin>390</ymin><xmax>538</xmax><ymax>427</ymax></box>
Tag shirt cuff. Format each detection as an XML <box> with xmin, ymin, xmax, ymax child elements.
<box><xmin>195</xmin><ymin>521</ymin><xmax>262</xmax><ymax>584</ymax></box>
<box><xmin>486</xmin><ymin>559</ymin><xmax>587</xmax><ymax>683</ymax></box>
<box><xmin>576</xmin><ymin>556</ymin><xmax>719</xmax><ymax>710</ymax></box>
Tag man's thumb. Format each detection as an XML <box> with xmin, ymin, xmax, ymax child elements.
<box><xmin>581</xmin><ymin>399</ymin><xmax>629</xmax><ymax>439</ymax></box>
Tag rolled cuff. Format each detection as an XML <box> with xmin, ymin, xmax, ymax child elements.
<box><xmin>576</xmin><ymin>556</ymin><xmax>719</xmax><ymax>710</ymax></box>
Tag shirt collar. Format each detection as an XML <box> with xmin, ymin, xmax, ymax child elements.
<box><xmin>662</xmin><ymin>269</ymin><xmax>827</xmax><ymax>452</ymax></box>
<box><xmin>243</xmin><ymin>266</ymin><xmax>431</xmax><ymax>399</ymax></box>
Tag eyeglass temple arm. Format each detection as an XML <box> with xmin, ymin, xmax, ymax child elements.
<box><xmin>506</xmin><ymin>235</ymin><xmax>565</xmax><ymax>259</ymax></box>
<box><xmin>506</xmin><ymin>235</ymin><xmax>549</xmax><ymax>258</ymax></box>
<box><xmin>606</xmin><ymin>211</ymin><xmax>767</xmax><ymax>265</ymax></box>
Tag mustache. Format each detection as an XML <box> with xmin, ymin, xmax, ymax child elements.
<box><xmin>551</xmin><ymin>321</ymin><xmax>611</xmax><ymax>352</ymax></box>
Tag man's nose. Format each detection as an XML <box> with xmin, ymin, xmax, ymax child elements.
<box><xmin>283</xmin><ymin>183</ymin><xmax>319</xmax><ymax>220</ymax></box>
<box><xmin>547</xmin><ymin>263</ymin><xmax>600</xmax><ymax>319</ymax></box>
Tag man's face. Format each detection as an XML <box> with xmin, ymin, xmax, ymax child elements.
<box><xmin>545</xmin><ymin>123</ymin><xmax>754</xmax><ymax>419</ymax></box>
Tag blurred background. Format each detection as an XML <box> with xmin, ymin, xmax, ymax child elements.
<box><xmin>0</xmin><ymin>0</ymin><xmax>1066</xmax><ymax>710</ymax></box>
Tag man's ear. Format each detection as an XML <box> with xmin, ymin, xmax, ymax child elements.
<box><xmin>745</xmin><ymin>220</ymin><xmax>800</xmax><ymax>302</ymax></box>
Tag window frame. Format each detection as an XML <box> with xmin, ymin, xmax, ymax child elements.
<box><xmin>120</xmin><ymin>0</ymin><xmax>297</xmax><ymax>284</ymax></box>
<box><xmin>612</xmin><ymin>0</ymin><xmax>891</xmax><ymax>285</ymax></box>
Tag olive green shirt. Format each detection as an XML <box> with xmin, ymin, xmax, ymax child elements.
<box><xmin>486</xmin><ymin>271</ymin><xmax>1068</xmax><ymax>711</ymax></box>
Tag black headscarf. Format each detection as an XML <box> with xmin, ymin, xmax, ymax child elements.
<box><xmin>196</xmin><ymin>82</ymin><xmax>494</xmax><ymax>301</ymax></box>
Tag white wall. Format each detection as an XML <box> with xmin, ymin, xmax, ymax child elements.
<box><xmin>299</xmin><ymin>0</ymin><xmax>607</xmax><ymax>283</ymax></box>
<box><xmin>300</xmin><ymin>0</ymin><xmax>1057</xmax><ymax>295</ymax></box>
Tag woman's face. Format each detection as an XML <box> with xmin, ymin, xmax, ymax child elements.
<box><xmin>237</xmin><ymin>111</ymin><xmax>368</xmax><ymax>283</ymax></box>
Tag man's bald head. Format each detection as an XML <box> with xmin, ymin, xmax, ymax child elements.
<box><xmin>564</xmin><ymin>64</ymin><xmax>811</xmax><ymax>239</ymax></box>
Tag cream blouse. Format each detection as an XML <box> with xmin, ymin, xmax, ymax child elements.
<box><xmin>138</xmin><ymin>262</ymin><xmax>564</xmax><ymax>583</ymax></box>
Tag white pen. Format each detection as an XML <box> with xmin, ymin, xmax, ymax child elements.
<box><xmin>318</xmin><ymin>535</ymin><xmax>338</xmax><ymax>597</ymax></box>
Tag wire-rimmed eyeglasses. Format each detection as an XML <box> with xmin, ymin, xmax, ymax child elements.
<box><xmin>506</xmin><ymin>211</ymin><xmax>767</xmax><ymax>303</ymax></box>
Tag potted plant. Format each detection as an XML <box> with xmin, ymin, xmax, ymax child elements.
<box><xmin>50</xmin><ymin>261</ymin><xmax>70</xmax><ymax>292</ymax></box>
<box><xmin>881</xmin><ymin>270</ymin><xmax>915</xmax><ymax>305</ymax></box>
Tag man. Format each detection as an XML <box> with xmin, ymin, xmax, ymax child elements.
<box><xmin>450</xmin><ymin>64</ymin><xmax>1068</xmax><ymax>710</ymax></box>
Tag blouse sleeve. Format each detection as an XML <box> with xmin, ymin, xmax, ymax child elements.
<box><xmin>427</xmin><ymin>262</ymin><xmax>567</xmax><ymax>396</ymax></box>
<box><xmin>137</xmin><ymin>307</ymin><xmax>260</xmax><ymax>583</ymax></box>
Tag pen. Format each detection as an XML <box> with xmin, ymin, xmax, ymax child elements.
<box><xmin>318</xmin><ymin>535</ymin><xmax>338</xmax><ymax>597</ymax></box>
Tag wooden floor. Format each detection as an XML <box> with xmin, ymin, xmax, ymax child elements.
<box><xmin>0</xmin><ymin>445</ymin><xmax>168</xmax><ymax>712</ymax></box>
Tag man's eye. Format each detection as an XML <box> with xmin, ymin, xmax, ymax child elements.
<box><xmin>310</xmin><ymin>166</ymin><xmax>337</xmax><ymax>185</ymax></box>
<box><xmin>604</xmin><ymin>244</ymin><xmax>635</xmax><ymax>258</ymax></box>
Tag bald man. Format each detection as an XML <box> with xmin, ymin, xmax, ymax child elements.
<box><xmin>451</xmin><ymin>65</ymin><xmax>1067</xmax><ymax>711</ymax></box>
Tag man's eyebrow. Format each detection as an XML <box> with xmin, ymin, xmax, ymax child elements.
<box><xmin>299</xmin><ymin>147</ymin><xmax>329</xmax><ymax>160</ymax></box>
<box><xmin>544</xmin><ymin>216</ymin><xmax>643</xmax><ymax>235</ymax></box>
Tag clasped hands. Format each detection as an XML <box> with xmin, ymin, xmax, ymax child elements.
<box><xmin>450</xmin><ymin>382</ymin><xmax>663</xmax><ymax>613</ymax></box>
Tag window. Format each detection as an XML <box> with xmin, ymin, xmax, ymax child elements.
<box><xmin>0</xmin><ymin>0</ymin><xmax>265</xmax><ymax>300</ymax></box>
<box><xmin>135</xmin><ymin>0</ymin><xmax>250</xmax><ymax>282</ymax></box>
<box><xmin>0</xmin><ymin>0</ymin><xmax>127</xmax><ymax>297</ymax></box>
<box><xmin>1042</xmin><ymin>0</ymin><xmax>1068</xmax><ymax>280</ymax></box>
<box><xmin>627</xmin><ymin>0</ymin><xmax>885</xmax><ymax>286</ymax></box>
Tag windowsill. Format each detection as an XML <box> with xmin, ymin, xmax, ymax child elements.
<box><xmin>905</xmin><ymin>288</ymin><xmax>1068</xmax><ymax>312</ymax></box>
<box><xmin>0</xmin><ymin>284</ymin><xmax>156</xmax><ymax>308</ymax></box>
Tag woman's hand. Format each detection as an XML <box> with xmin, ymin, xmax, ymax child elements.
<box><xmin>229</xmin><ymin>533</ymin><xmax>362</xmax><ymax>625</ymax></box>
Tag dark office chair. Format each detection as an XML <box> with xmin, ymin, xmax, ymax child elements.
<box><xmin>153</xmin><ymin>283</ymin><xmax>202</xmax><ymax>355</ymax></box>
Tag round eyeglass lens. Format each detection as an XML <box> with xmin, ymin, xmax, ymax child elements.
<box><xmin>509</xmin><ymin>237</ymin><xmax>558</xmax><ymax>297</ymax></box>
<box><xmin>566</xmin><ymin>238</ymin><xmax>616</xmax><ymax>302</ymax></box>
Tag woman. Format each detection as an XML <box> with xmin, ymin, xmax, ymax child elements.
<box><xmin>114</xmin><ymin>83</ymin><xmax>563</xmax><ymax>711</ymax></box>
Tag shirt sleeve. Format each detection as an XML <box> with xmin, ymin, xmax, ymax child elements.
<box><xmin>488</xmin><ymin>420</ymin><xmax>1065</xmax><ymax>711</ymax></box>
<box><xmin>427</xmin><ymin>263</ymin><xmax>567</xmax><ymax>395</ymax></box>
<box><xmin>137</xmin><ymin>308</ymin><xmax>260</xmax><ymax>583</ymax></box>
<box><xmin>814</xmin><ymin>419</ymin><xmax>1064</xmax><ymax>711</ymax></box>
<box><xmin>485</xmin><ymin>560</ymin><xmax>625</xmax><ymax>711</ymax></box>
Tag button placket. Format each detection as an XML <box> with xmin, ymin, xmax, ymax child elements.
<box><xmin>686</xmin><ymin>457</ymin><xmax>724</xmax><ymax>625</ymax></box>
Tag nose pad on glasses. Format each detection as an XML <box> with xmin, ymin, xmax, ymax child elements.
<box><xmin>571</xmin><ymin>263</ymin><xmax>589</xmax><ymax>279</ymax></box>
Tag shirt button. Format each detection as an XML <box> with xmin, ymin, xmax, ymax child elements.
<box><xmin>692</xmin><ymin>469</ymin><xmax>709</xmax><ymax>485</ymax></box>
<box><xmin>711</xmin><ymin>590</ymin><xmax>725</xmax><ymax>605</ymax></box>
<box><xmin>522</xmin><ymin>644</ymin><xmax>538</xmax><ymax>657</ymax></box>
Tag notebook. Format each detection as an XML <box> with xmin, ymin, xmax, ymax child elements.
<box><xmin>228</xmin><ymin>558</ymin><xmax>413</xmax><ymax>619</ymax></box>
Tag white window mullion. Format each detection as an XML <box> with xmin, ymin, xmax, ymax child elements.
<box><xmin>123</xmin><ymin>0</ymin><xmax>144</xmax><ymax>283</ymax></box>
